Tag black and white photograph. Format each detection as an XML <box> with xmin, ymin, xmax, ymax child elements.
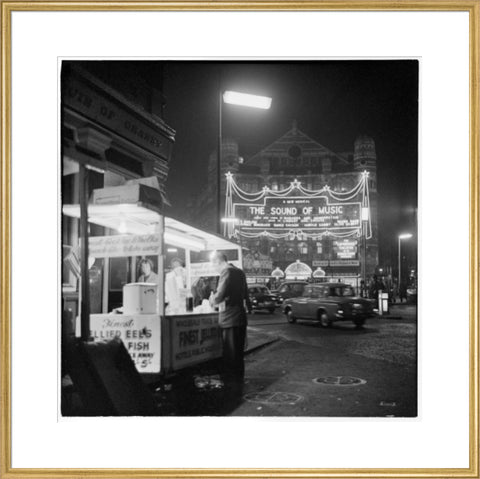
<box><xmin>60</xmin><ymin>60</ymin><xmax>418</xmax><ymax>417</ymax></box>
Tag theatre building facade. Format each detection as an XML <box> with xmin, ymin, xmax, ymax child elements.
<box><xmin>192</xmin><ymin>122</ymin><xmax>379</xmax><ymax>288</ymax></box>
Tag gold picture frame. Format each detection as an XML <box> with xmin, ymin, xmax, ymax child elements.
<box><xmin>1</xmin><ymin>1</ymin><xmax>478</xmax><ymax>477</ymax></box>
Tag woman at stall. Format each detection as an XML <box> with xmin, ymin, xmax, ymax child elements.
<box><xmin>137</xmin><ymin>258</ymin><xmax>159</xmax><ymax>283</ymax></box>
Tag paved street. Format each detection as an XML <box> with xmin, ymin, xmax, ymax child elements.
<box><xmin>154</xmin><ymin>304</ymin><xmax>417</xmax><ymax>417</ymax></box>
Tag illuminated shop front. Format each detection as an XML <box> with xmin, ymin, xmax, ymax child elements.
<box><xmin>284</xmin><ymin>260</ymin><xmax>312</xmax><ymax>280</ymax></box>
<box><xmin>61</xmin><ymin>63</ymin><xmax>241</xmax><ymax>378</ymax></box>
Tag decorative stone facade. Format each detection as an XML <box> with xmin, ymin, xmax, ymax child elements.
<box><xmin>191</xmin><ymin>122</ymin><xmax>379</xmax><ymax>285</ymax></box>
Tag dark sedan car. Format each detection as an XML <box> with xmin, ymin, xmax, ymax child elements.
<box><xmin>283</xmin><ymin>283</ymin><xmax>374</xmax><ymax>327</ymax></box>
<box><xmin>248</xmin><ymin>285</ymin><xmax>278</xmax><ymax>313</ymax></box>
<box><xmin>272</xmin><ymin>281</ymin><xmax>308</xmax><ymax>305</ymax></box>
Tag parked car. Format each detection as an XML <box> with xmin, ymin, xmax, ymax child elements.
<box><xmin>283</xmin><ymin>282</ymin><xmax>374</xmax><ymax>328</ymax></box>
<box><xmin>248</xmin><ymin>285</ymin><xmax>278</xmax><ymax>313</ymax></box>
<box><xmin>272</xmin><ymin>281</ymin><xmax>308</xmax><ymax>305</ymax></box>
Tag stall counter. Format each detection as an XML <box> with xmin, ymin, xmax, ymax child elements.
<box><xmin>87</xmin><ymin>311</ymin><xmax>222</xmax><ymax>374</ymax></box>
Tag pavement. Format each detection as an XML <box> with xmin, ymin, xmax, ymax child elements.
<box><xmin>152</xmin><ymin>303</ymin><xmax>417</xmax><ymax>417</ymax></box>
<box><xmin>245</xmin><ymin>326</ymin><xmax>280</xmax><ymax>354</ymax></box>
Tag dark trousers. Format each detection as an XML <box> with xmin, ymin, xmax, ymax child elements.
<box><xmin>221</xmin><ymin>325</ymin><xmax>247</xmax><ymax>381</ymax></box>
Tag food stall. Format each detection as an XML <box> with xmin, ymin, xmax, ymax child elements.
<box><xmin>63</xmin><ymin>181</ymin><xmax>242</xmax><ymax>377</ymax></box>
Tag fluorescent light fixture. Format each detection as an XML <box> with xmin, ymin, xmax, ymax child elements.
<box><xmin>399</xmin><ymin>233</ymin><xmax>413</xmax><ymax>240</ymax></box>
<box><xmin>118</xmin><ymin>220</ymin><xmax>127</xmax><ymax>234</ymax></box>
<box><xmin>164</xmin><ymin>231</ymin><xmax>205</xmax><ymax>252</ymax></box>
<box><xmin>167</xmin><ymin>248</ymin><xmax>178</xmax><ymax>253</ymax></box>
<box><xmin>221</xmin><ymin>217</ymin><xmax>240</xmax><ymax>223</ymax></box>
<box><xmin>223</xmin><ymin>90</ymin><xmax>272</xmax><ymax>110</ymax></box>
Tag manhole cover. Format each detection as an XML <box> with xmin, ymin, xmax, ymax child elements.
<box><xmin>313</xmin><ymin>376</ymin><xmax>367</xmax><ymax>386</ymax></box>
<box><xmin>380</xmin><ymin>401</ymin><xmax>396</xmax><ymax>407</ymax></box>
<box><xmin>244</xmin><ymin>391</ymin><xmax>303</xmax><ymax>405</ymax></box>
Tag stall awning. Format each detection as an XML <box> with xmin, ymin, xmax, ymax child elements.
<box><xmin>62</xmin><ymin>203</ymin><xmax>241</xmax><ymax>252</ymax></box>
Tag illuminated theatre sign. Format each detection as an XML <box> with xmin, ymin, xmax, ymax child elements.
<box><xmin>224</xmin><ymin>173</ymin><xmax>372</xmax><ymax>240</ymax></box>
<box><xmin>234</xmin><ymin>197</ymin><xmax>361</xmax><ymax>232</ymax></box>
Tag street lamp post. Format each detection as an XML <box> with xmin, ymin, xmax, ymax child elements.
<box><xmin>217</xmin><ymin>90</ymin><xmax>223</xmax><ymax>235</ymax></box>
<box><xmin>361</xmin><ymin>206</ymin><xmax>370</xmax><ymax>291</ymax></box>
<box><xmin>216</xmin><ymin>89</ymin><xmax>272</xmax><ymax>234</ymax></box>
<box><xmin>222</xmin><ymin>216</ymin><xmax>242</xmax><ymax>265</ymax></box>
<box><xmin>398</xmin><ymin>233</ymin><xmax>413</xmax><ymax>290</ymax></box>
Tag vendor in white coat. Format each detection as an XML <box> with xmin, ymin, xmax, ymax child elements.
<box><xmin>165</xmin><ymin>257</ymin><xmax>187</xmax><ymax>314</ymax></box>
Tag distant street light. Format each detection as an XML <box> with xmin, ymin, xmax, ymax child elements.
<box><xmin>398</xmin><ymin>233</ymin><xmax>413</xmax><ymax>288</ymax></box>
<box><xmin>217</xmin><ymin>89</ymin><xmax>272</xmax><ymax>234</ymax></box>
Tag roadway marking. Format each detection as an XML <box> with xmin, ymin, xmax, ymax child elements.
<box><xmin>244</xmin><ymin>391</ymin><xmax>303</xmax><ymax>405</ymax></box>
<box><xmin>313</xmin><ymin>376</ymin><xmax>367</xmax><ymax>386</ymax></box>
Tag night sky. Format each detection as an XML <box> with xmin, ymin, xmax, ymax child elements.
<box><xmin>162</xmin><ymin>61</ymin><xmax>418</xmax><ymax>267</ymax></box>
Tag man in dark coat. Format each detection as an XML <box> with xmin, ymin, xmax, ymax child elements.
<box><xmin>210</xmin><ymin>252</ymin><xmax>251</xmax><ymax>383</ymax></box>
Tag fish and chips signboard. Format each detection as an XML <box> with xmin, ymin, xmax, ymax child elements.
<box><xmin>169</xmin><ymin>313</ymin><xmax>222</xmax><ymax>370</ymax></box>
<box><xmin>85</xmin><ymin>313</ymin><xmax>223</xmax><ymax>373</ymax></box>
<box><xmin>233</xmin><ymin>196</ymin><xmax>361</xmax><ymax>232</ymax></box>
<box><xmin>86</xmin><ymin>314</ymin><xmax>161</xmax><ymax>373</ymax></box>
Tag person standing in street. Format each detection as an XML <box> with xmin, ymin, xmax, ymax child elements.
<box><xmin>210</xmin><ymin>252</ymin><xmax>251</xmax><ymax>385</ymax></box>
